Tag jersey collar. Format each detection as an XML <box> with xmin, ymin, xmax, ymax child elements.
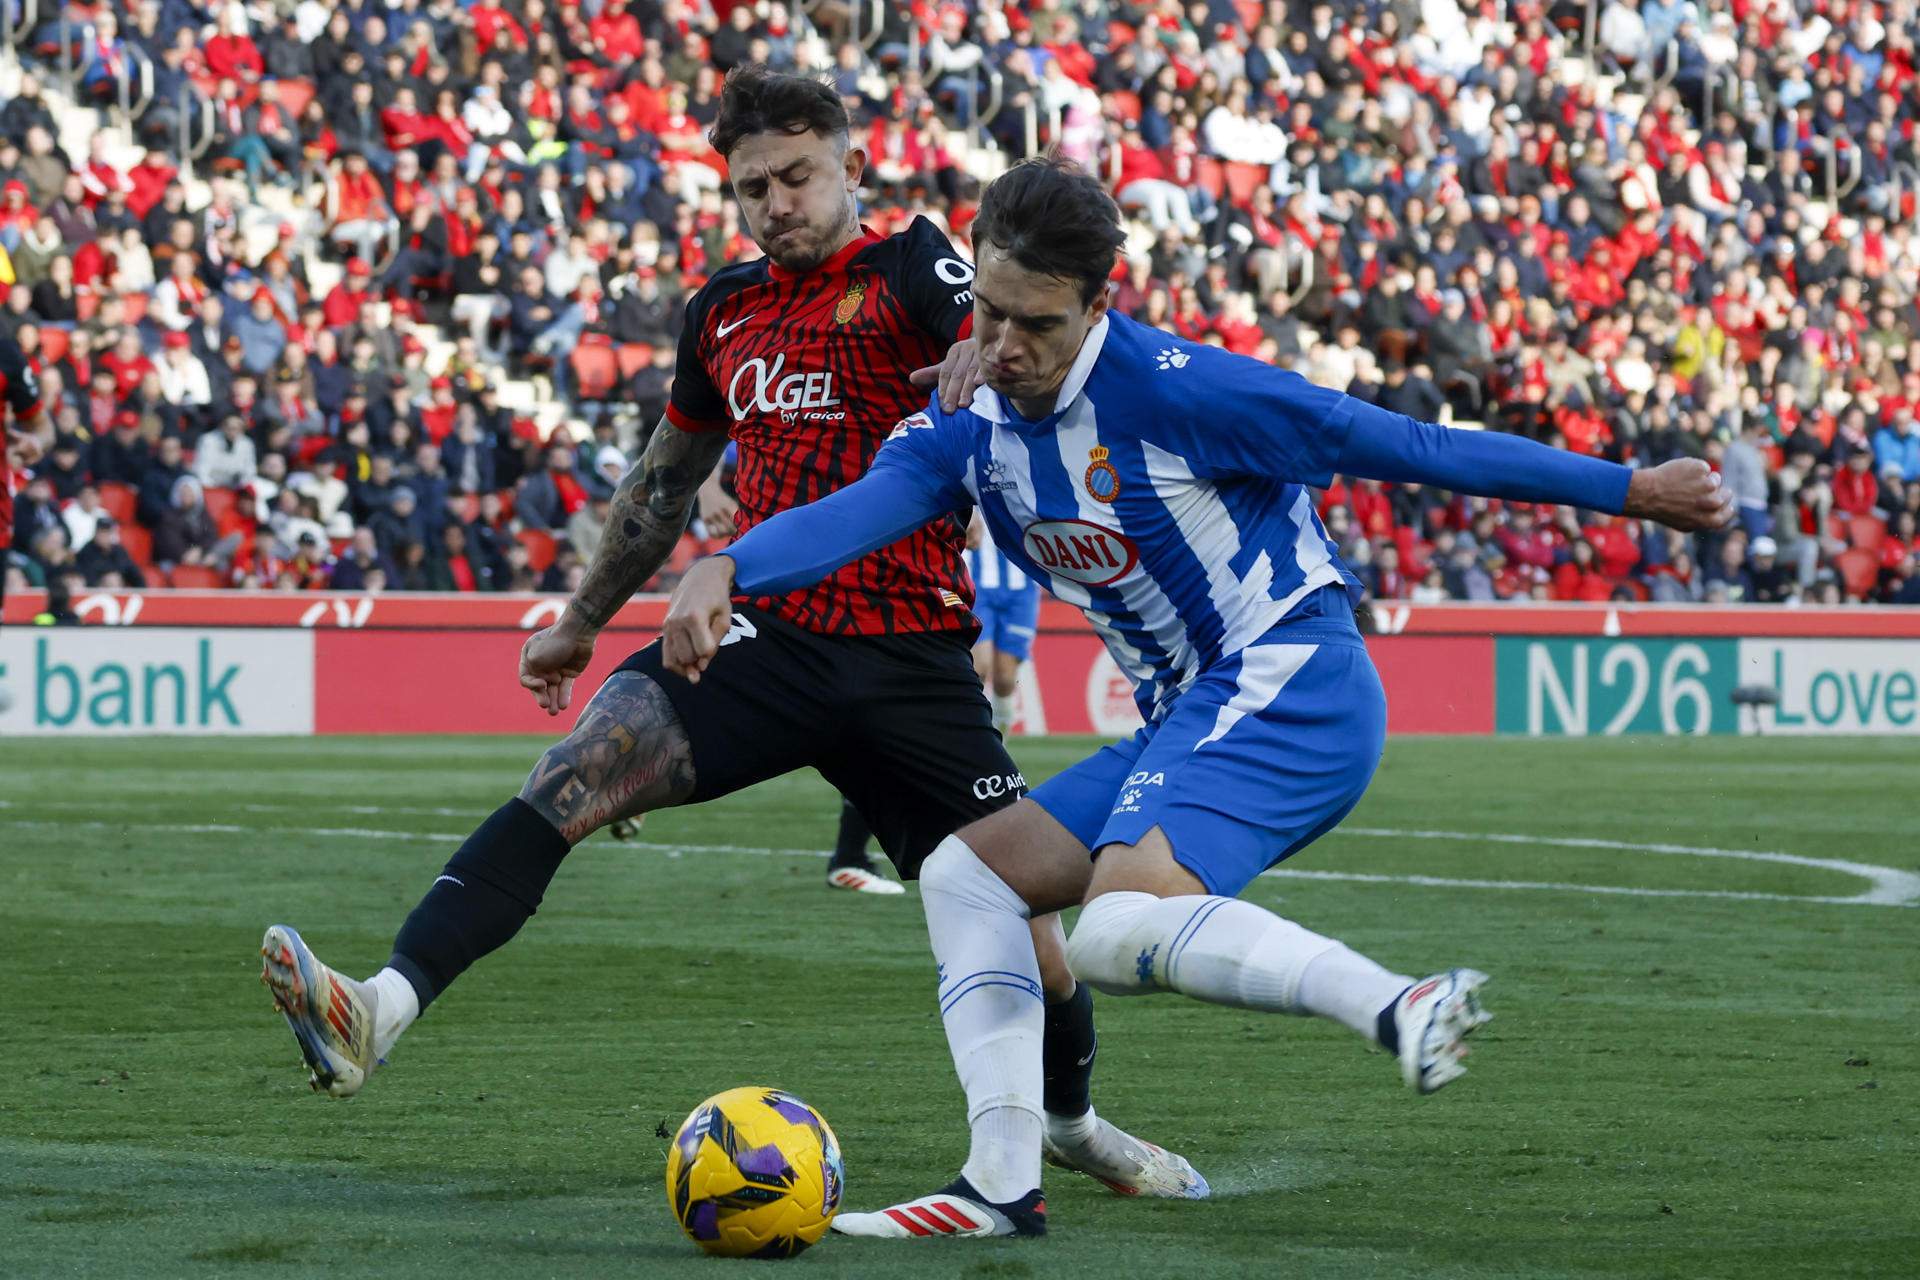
<box><xmin>764</xmin><ymin>225</ymin><xmax>881</xmax><ymax>282</ymax></box>
<box><xmin>968</xmin><ymin>315</ymin><xmax>1111</xmax><ymax>429</ymax></box>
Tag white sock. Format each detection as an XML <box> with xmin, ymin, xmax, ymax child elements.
<box><xmin>919</xmin><ymin>836</ymin><xmax>1044</xmax><ymax>1204</ymax></box>
<box><xmin>991</xmin><ymin>692</ymin><xmax>1015</xmax><ymax>733</ymax></box>
<box><xmin>1067</xmin><ymin>892</ymin><xmax>1409</xmax><ymax>1036</ymax></box>
<box><xmin>1296</xmin><ymin>944</ymin><xmax>1415</xmax><ymax>1042</ymax></box>
<box><xmin>366</xmin><ymin>967</ymin><xmax>421</xmax><ymax>1060</ymax></box>
<box><xmin>1045</xmin><ymin>1105</ymin><xmax>1099</xmax><ymax>1146</ymax></box>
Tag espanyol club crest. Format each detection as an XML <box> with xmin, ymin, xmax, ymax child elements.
<box><xmin>834</xmin><ymin>280</ymin><xmax>867</xmax><ymax>325</ymax></box>
<box><xmin>1084</xmin><ymin>446</ymin><xmax>1121</xmax><ymax>503</ymax></box>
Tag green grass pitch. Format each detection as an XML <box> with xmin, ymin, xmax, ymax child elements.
<box><xmin>1</xmin><ymin>734</ymin><xmax>1915</xmax><ymax>1278</ymax></box>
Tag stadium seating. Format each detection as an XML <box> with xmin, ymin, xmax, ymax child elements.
<box><xmin>0</xmin><ymin>0</ymin><xmax>1912</xmax><ymax>608</ymax></box>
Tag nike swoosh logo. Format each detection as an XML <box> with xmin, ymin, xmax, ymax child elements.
<box><xmin>1075</xmin><ymin>1050</ymin><xmax>1096</xmax><ymax>1067</ymax></box>
<box><xmin>433</xmin><ymin>875</ymin><xmax>465</xmax><ymax>889</ymax></box>
<box><xmin>716</xmin><ymin>314</ymin><xmax>754</xmax><ymax>338</ymax></box>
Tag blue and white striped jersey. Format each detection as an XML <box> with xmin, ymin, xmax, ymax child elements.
<box><xmin>871</xmin><ymin>312</ymin><xmax>1363</xmax><ymax>721</ymax></box>
<box><xmin>966</xmin><ymin>545</ymin><xmax>1032</xmax><ymax>594</ymax></box>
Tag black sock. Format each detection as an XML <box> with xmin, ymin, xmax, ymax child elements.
<box><xmin>828</xmin><ymin>799</ymin><xmax>873</xmax><ymax>869</ymax></box>
<box><xmin>1041</xmin><ymin>981</ymin><xmax>1097</xmax><ymax>1117</ymax></box>
<box><xmin>387</xmin><ymin>798</ymin><xmax>572</xmax><ymax>1011</ymax></box>
<box><xmin>1376</xmin><ymin>986</ymin><xmax>1412</xmax><ymax>1055</ymax></box>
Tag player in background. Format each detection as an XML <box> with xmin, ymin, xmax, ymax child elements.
<box><xmin>965</xmin><ymin>511</ymin><xmax>1041</xmax><ymax>735</ymax></box>
<box><xmin>660</xmin><ymin>159</ymin><xmax>1736</xmax><ymax>1238</ymax></box>
<box><xmin>0</xmin><ymin>329</ymin><xmax>48</xmax><ymax>626</ymax></box>
<box><xmin>261</xmin><ymin>72</ymin><xmax>1200</xmax><ymax>1202</ymax></box>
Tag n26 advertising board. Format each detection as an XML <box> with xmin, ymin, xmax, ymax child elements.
<box><xmin>1495</xmin><ymin>638</ymin><xmax>1920</xmax><ymax>736</ymax></box>
<box><xmin>0</xmin><ymin>630</ymin><xmax>314</xmax><ymax>735</ymax></box>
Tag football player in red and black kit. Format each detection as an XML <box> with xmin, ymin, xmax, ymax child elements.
<box><xmin>261</xmin><ymin>67</ymin><xmax>1203</xmax><ymax>1206</ymax></box>
<box><xmin>0</xmin><ymin>331</ymin><xmax>49</xmax><ymax>621</ymax></box>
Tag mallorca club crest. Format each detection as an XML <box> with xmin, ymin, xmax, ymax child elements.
<box><xmin>1084</xmin><ymin>446</ymin><xmax>1121</xmax><ymax>503</ymax></box>
<box><xmin>834</xmin><ymin>280</ymin><xmax>867</xmax><ymax>325</ymax></box>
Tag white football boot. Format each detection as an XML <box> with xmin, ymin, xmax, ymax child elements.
<box><xmin>260</xmin><ymin>924</ymin><xmax>379</xmax><ymax>1097</ymax></box>
<box><xmin>831</xmin><ymin>1177</ymin><xmax>1046</xmax><ymax>1238</ymax></box>
<box><xmin>1392</xmin><ymin>968</ymin><xmax>1492</xmax><ymax>1094</ymax></box>
<box><xmin>825</xmin><ymin>861</ymin><xmax>906</xmax><ymax>895</ymax></box>
<box><xmin>1043</xmin><ymin>1114</ymin><xmax>1210</xmax><ymax>1199</ymax></box>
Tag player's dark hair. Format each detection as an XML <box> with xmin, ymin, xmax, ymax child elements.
<box><xmin>709</xmin><ymin>65</ymin><xmax>850</xmax><ymax>158</ymax></box>
<box><xmin>973</xmin><ymin>158</ymin><xmax>1126</xmax><ymax>305</ymax></box>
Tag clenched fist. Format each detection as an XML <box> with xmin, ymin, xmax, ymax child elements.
<box><xmin>1623</xmin><ymin>459</ymin><xmax>1737</xmax><ymax>533</ymax></box>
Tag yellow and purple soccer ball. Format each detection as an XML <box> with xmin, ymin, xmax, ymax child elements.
<box><xmin>665</xmin><ymin>1086</ymin><xmax>843</xmax><ymax>1258</ymax></box>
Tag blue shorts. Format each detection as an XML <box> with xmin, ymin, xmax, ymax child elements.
<box><xmin>972</xmin><ymin>585</ymin><xmax>1041</xmax><ymax>662</ymax></box>
<box><xmin>1028</xmin><ymin>635</ymin><xmax>1385</xmax><ymax>897</ymax></box>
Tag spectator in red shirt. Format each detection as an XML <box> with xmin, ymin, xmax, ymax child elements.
<box><xmin>589</xmin><ymin>0</ymin><xmax>645</xmax><ymax>63</ymax></box>
<box><xmin>323</xmin><ymin>259</ymin><xmax>375</xmax><ymax>329</ymax></box>
<box><xmin>1833</xmin><ymin>448</ymin><xmax>1881</xmax><ymax>517</ymax></box>
<box><xmin>1495</xmin><ymin>506</ymin><xmax>1560</xmax><ymax>573</ymax></box>
<box><xmin>327</xmin><ymin>151</ymin><xmax>396</xmax><ymax>265</ymax></box>
<box><xmin>203</xmin><ymin>6</ymin><xmax>264</xmax><ymax>83</ymax></box>
<box><xmin>1552</xmin><ymin>538</ymin><xmax>1615</xmax><ymax>601</ymax></box>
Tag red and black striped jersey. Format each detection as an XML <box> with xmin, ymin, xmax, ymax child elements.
<box><xmin>667</xmin><ymin>217</ymin><xmax>978</xmax><ymax>637</ymax></box>
<box><xmin>0</xmin><ymin>334</ymin><xmax>45</xmax><ymax>552</ymax></box>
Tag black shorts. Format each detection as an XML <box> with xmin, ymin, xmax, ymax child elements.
<box><xmin>617</xmin><ymin>604</ymin><xmax>1026</xmax><ymax>878</ymax></box>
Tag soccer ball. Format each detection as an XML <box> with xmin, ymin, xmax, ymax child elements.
<box><xmin>665</xmin><ymin>1086</ymin><xmax>843</xmax><ymax>1258</ymax></box>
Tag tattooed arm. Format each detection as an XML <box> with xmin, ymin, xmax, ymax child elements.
<box><xmin>519</xmin><ymin>416</ymin><xmax>732</xmax><ymax>714</ymax></box>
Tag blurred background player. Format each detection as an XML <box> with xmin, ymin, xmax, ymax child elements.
<box><xmin>966</xmin><ymin>512</ymin><xmax>1040</xmax><ymax>735</ymax></box>
<box><xmin>824</xmin><ymin>798</ymin><xmax>905</xmax><ymax>895</ymax></box>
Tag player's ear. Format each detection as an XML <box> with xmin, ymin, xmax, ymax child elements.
<box><xmin>1086</xmin><ymin>282</ymin><xmax>1112</xmax><ymax>323</ymax></box>
<box><xmin>842</xmin><ymin>146</ymin><xmax>867</xmax><ymax>192</ymax></box>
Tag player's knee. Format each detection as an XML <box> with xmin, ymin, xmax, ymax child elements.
<box><xmin>920</xmin><ymin>835</ymin><xmax>1030</xmax><ymax>918</ymax></box>
<box><xmin>1064</xmin><ymin>890</ymin><xmax>1168</xmax><ymax>995</ymax></box>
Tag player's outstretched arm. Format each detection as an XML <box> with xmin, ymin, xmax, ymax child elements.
<box><xmin>660</xmin><ymin>465</ymin><xmax>957</xmax><ymax>681</ymax></box>
<box><xmin>519</xmin><ymin>417</ymin><xmax>731</xmax><ymax>714</ymax></box>
<box><xmin>1331</xmin><ymin>401</ymin><xmax>1736</xmax><ymax>533</ymax></box>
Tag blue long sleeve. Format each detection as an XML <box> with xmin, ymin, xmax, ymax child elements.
<box><xmin>723</xmin><ymin>463</ymin><xmax>958</xmax><ymax>597</ymax></box>
<box><xmin>1331</xmin><ymin>399</ymin><xmax>1632</xmax><ymax>514</ymax></box>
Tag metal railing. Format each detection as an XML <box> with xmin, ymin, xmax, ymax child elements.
<box><xmin>1020</xmin><ymin>95</ymin><xmax>1062</xmax><ymax>158</ymax></box>
<box><xmin>2</xmin><ymin>0</ymin><xmax>38</xmax><ymax>73</ymax></box>
<box><xmin>1890</xmin><ymin>161</ymin><xmax>1920</xmax><ymax>225</ymax></box>
<box><xmin>845</xmin><ymin>0</ymin><xmax>883</xmax><ymax>52</ymax></box>
<box><xmin>1700</xmin><ymin>63</ymin><xmax>1737</xmax><ymax>125</ymax></box>
<box><xmin>176</xmin><ymin>79</ymin><xmax>214</xmax><ymax>183</ymax></box>
<box><xmin>962</xmin><ymin>61</ymin><xmax>1003</xmax><ymax>149</ymax></box>
<box><xmin>116</xmin><ymin>41</ymin><xmax>152</xmax><ymax>121</ymax></box>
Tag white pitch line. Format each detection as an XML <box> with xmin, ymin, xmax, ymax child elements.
<box><xmin>3</xmin><ymin>816</ymin><xmax>1915</xmax><ymax>909</ymax></box>
<box><xmin>1335</xmin><ymin>827</ymin><xmax>1920</xmax><ymax>908</ymax></box>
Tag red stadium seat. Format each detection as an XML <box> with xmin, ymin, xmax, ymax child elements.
<box><xmin>168</xmin><ymin>564</ymin><xmax>226</xmax><ymax>589</ymax></box>
<box><xmin>273</xmin><ymin>77</ymin><xmax>316</xmax><ymax>120</ymax></box>
<box><xmin>517</xmin><ymin>528</ymin><xmax>557</xmax><ymax>572</ymax></box>
<box><xmin>616</xmin><ymin>342</ymin><xmax>654</xmax><ymax>379</ymax></box>
<box><xmin>570</xmin><ymin>344</ymin><xmax>619</xmax><ymax>401</ymax></box>
<box><xmin>98</xmin><ymin>482</ymin><xmax>137</xmax><ymax>525</ymax></box>
<box><xmin>1835</xmin><ymin>547</ymin><xmax>1880</xmax><ymax>598</ymax></box>
<box><xmin>1849</xmin><ymin>515</ymin><xmax>1887</xmax><ymax>553</ymax></box>
<box><xmin>202</xmin><ymin>486</ymin><xmax>238</xmax><ymax>526</ymax></box>
<box><xmin>1223</xmin><ymin>161</ymin><xmax>1269</xmax><ymax>206</ymax></box>
<box><xmin>665</xmin><ymin>532</ymin><xmax>702</xmax><ymax>576</ymax></box>
<box><xmin>119</xmin><ymin>521</ymin><xmax>153</xmax><ymax>569</ymax></box>
<box><xmin>39</xmin><ymin>327</ymin><xmax>68</xmax><ymax>366</ymax></box>
<box><xmin>1193</xmin><ymin>156</ymin><xmax>1226</xmax><ymax>200</ymax></box>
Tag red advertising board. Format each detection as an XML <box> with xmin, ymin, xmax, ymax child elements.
<box><xmin>5</xmin><ymin>588</ymin><xmax>1916</xmax><ymax>737</ymax></box>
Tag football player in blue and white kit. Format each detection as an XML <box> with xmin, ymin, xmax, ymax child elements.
<box><xmin>661</xmin><ymin>159</ymin><xmax>1735</xmax><ymax>1240</ymax></box>
<box><xmin>967</xmin><ymin>512</ymin><xmax>1043</xmax><ymax>734</ymax></box>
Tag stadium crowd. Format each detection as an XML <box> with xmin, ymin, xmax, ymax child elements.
<box><xmin>6</xmin><ymin>0</ymin><xmax>1920</xmax><ymax>610</ymax></box>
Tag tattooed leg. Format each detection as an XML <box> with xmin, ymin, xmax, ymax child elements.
<box><xmin>518</xmin><ymin>671</ymin><xmax>698</xmax><ymax>844</ymax></box>
<box><xmin>380</xmin><ymin>673</ymin><xmax>698</xmax><ymax>1018</ymax></box>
